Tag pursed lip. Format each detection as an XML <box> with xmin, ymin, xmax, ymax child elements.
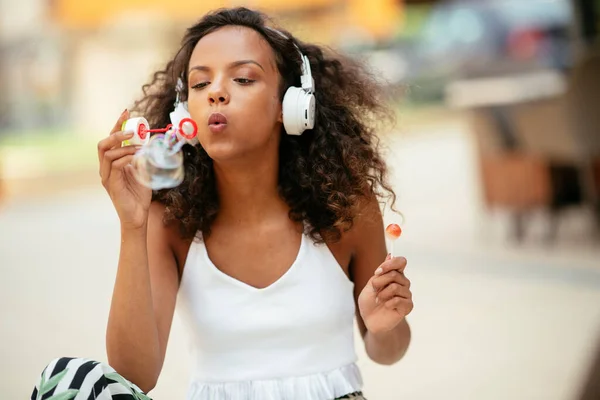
<box><xmin>208</xmin><ymin>113</ymin><xmax>228</xmax><ymax>126</ymax></box>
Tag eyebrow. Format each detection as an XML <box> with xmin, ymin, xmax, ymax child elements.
<box><xmin>188</xmin><ymin>60</ymin><xmax>265</xmax><ymax>75</ymax></box>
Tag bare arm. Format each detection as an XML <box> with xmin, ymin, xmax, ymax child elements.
<box><xmin>106</xmin><ymin>202</ymin><xmax>180</xmax><ymax>392</ymax></box>
<box><xmin>363</xmin><ymin>311</ymin><xmax>411</xmax><ymax>365</ymax></box>
<box><xmin>350</xmin><ymin>198</ymin><xmax>412</xmax><ymax>365</ymax></box>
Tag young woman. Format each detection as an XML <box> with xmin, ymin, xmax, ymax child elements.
<box><xmin>31</xmin><ymin>7</ymin><xmax>413</xmax><ymax>400</ymax></box>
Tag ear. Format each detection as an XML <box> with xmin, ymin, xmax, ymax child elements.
<box><xmin>274</xmin><ymin>98</ymin><xmax>283</xmax><ymax>123</ymax></box>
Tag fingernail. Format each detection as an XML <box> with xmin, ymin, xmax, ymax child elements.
<box><xmin>124</xmin><ymin>131</ymin><xmax>134</xmax><ymax>138</ymax></box>
<box><xmin>375</xmin><ymin>297</ymin><xmax>379</xmax><ymax>304</ymax></box>
<box><xmin>386</xmin><ymin>253</ymin><xmax>391</xmax><ymax>261</ymax></box>
<box><xmin>375</xmin><ymin>267</ymin><xmax>383</xmax><ymax>275</ymax></box>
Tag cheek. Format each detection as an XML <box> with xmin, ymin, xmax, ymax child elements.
<box><xmin>273</xmin><ymin>95</ymin><xmax>283</xmax><ymax>123</ymax></box>
<box><xmin>240</xmin><ymin>91</ymin><xmax>281</xmax><ymax>124</ymax></box>
<box><xmin>250</xmin><ymin>92</ymin><xmax>281</xmax><ymax>125</ymax></box>
<box><xmin>186</xmin><ymin>94</ymin><xmax>204</xmax><ymax>121</ymax></box>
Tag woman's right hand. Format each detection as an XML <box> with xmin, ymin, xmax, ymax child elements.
<box><xmin>98</xmin><ymin>109</ymin><xmax>152</xmax><ymax>230</ymax></box>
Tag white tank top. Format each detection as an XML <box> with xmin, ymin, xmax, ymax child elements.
<box><xmin>176</xmin><ymin>230</ymin><xmax>362</xmax><ymax>400</ymax></box>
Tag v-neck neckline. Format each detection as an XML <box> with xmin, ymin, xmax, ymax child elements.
<box><xmin>201</xmin><ymin>233</ymin><xmax>307</xmax><ymax>292</ymax></box>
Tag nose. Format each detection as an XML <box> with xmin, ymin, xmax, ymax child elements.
<box><xmin>207</xmin><ymin>86</ymin><xmax>230</xmax><ymax>105</ymax></box>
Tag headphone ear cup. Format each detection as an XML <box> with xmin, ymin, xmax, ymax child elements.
<box><xmin>170</xmin><ymin>101</ymin><xmax>198</xmax><ymax>145</ymax></box>
<box><xmin>282</xmin><ymin>86</ymin><xmax>303</xmax><ymax>136</ymax></box>
<box><xmin>170</xmin><ymin>101</ymin><xmax>191</xmax><ymax>122</ymax></box>
<box><xmin>283</xmin><ymin>87</ymin><xmax>316</xmax><ymax>136</ymax></box>
<box><xmin>303</xmin><ymin>94</ymin><xmax>316</xmax><ymax>131</ymax></box>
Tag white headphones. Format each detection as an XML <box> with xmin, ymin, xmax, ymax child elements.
<box><xmin>267</xmin><ymin>27</ymin><xmax>316</xmax><ymax>136</ymax></box>
<box><xmin>170</xmin><ymin>78</ymin><xmax>199</xmax><ymax>145</ymax></box>
<box><xmin>170</xmin><ymin>27</ymin><xmax>316</xmax><ymax>137</ymax></box>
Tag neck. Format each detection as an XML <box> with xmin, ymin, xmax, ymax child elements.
<box><xmin>213</xmin><ymin>148</ymin><xmax>287</xmax><ymax>226</ymax></box>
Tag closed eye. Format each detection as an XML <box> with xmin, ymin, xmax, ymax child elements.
<box><xmin>191</xmin><ymin>82</ymin><xmax>209</xmax><ymax>90</ymax></box>
<box><xmin>234</xmin><ymin>78</ymin><xmax>255</xmax><ymax>85</ymax></box>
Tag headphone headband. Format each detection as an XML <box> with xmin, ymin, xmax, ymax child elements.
<box><xmin>265</xmin><ymin>27</ymin><xmax>314</xmax><ymax>93</ymax></box>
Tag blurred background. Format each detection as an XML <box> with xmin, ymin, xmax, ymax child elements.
<box><xmin>1</xmin><ymin>0</ymin><xmax>600</xmax><ymax>399</ymax></box>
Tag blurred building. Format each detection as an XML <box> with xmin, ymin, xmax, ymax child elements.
<box><xmin>432</xmin><ymin>0</ymin><xmax>600</xmax><ymax>242</ymax></box>
<box><xmin>0</xmin><ymin>0</ymin><xmax>403</xmax><ymax>134</ymax></box>
<box><xmin>0</xmin><ymin>0</ymin><xmax>64</xmax><ymax>130</ymax></box>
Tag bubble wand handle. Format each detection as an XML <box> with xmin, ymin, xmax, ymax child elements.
<box><xmin>168</xmin><ymin>139</ymin><xmax>186</xmax><ymax>155</ymax></box>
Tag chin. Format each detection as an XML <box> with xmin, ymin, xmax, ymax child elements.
<box><xmin>203</xmin><ymin>143</ymin><xmax>247</xmax><ymax>163</ymax></box>
<box><xmin>199</xmin><ymin>130</ymin><xmax>276</xmax><ymax>164</ymax></box>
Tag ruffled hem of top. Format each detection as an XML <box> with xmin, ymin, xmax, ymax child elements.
<box><xmin>186</xmin><ymin>362</ymin><xmax>363</xmax><ymax>400</ymax></box>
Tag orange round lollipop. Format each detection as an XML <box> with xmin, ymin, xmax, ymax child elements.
<box><xmin>385</xmin><ymin>223</ymin><xmax>402</xmax><ymax>257</ymax></box>
<box><xmin>385</xmin><ymin>223</ymin><xmax>402</xmax><ymax>240</ymax></box>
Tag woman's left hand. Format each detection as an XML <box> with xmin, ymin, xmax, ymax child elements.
<box><xmin>358</xmin><ymin>255</ymin><xmax>413</xmax><ymax>334</ymax></box>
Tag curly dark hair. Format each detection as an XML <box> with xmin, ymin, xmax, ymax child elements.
<box><xmin>132</xmin><ymin>7</ymin><xmax>397</xmax><ymax>243</ymax></box>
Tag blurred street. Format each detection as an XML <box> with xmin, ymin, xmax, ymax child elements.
<box><xmin>2</xmin><ymin>113</ymin><xmax>600</xmax><ymax>400</ymax></box>
<box><xmin>2</xmin><ymin>0</ymin><xmax>600</xmax><ymax>399</ymax></box>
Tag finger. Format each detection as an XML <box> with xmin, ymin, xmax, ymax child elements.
<box><xmin>98</xmin><ymin>131</ymin><xmax>135</xmax><ymax>163</ymax></box>
<box><xmin>366</xmin><ymin>274</ymin><xmax>377</xmax><ymax>294</ymax></box>
<box><xmin>101</xmin><ymin>146</ymin><xmax>139</xmax><ymax>185</ymax></box>
<box><xmin>385</xmin><ymin>297</ymin><xmax>413</xmax><ymax>314</ymax></box>
<box><xmin>111</xmin><ymin>109</ymin><xmax>130</xmax><ymax>134</ymax></box>
<box><xmin>98</xmin><ymin>109</ymin><xmax>132</xmax><ymax>164</ymax></box>
<box><xmin>377</xmin><ymin>283</ymin><xmax>411</xmax><ymax>303</ymax></box>
<box><xmin>375</xmin><ymin>256</ymin><xmax>407</xmax><ymax>276</ymax></box>
<box><xmin>372</xmin><ymin>270</ymin><xmax>410</xmax><ymax>292</ymax></box>
<box><xmin>112</xmin><ymin>155</ymin><xmax>136</xmax><ymax>173</ymax></box>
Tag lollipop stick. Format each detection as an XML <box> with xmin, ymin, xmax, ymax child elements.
<box><xmin>385</xmin><ymin>223</ymin><xmax>402</xmax><ymax>259</ymax></box>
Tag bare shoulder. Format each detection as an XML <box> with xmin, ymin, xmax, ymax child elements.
<box><xmin>148</xmin><ymin>202</ymin><xmax>172</xmax><ymax>245</ymax></box>
<box><xmin>340</xmin><ymin>196</ymin><xmax>386</xmax><ymax>255</ymax></box>
<box><xmin>147</xmin><ymin>201</ymin><xmax>193</xmax><ymax>277</ymax></box>
<box><xmin>327</xmin><ymin>196</ymin><xmax>386</xmax><ymax>276</ymax></box>
<box><xmin>148</xmin><ymin>201</ymin><xmax>167</xmax><ymax>227</ymax></box>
